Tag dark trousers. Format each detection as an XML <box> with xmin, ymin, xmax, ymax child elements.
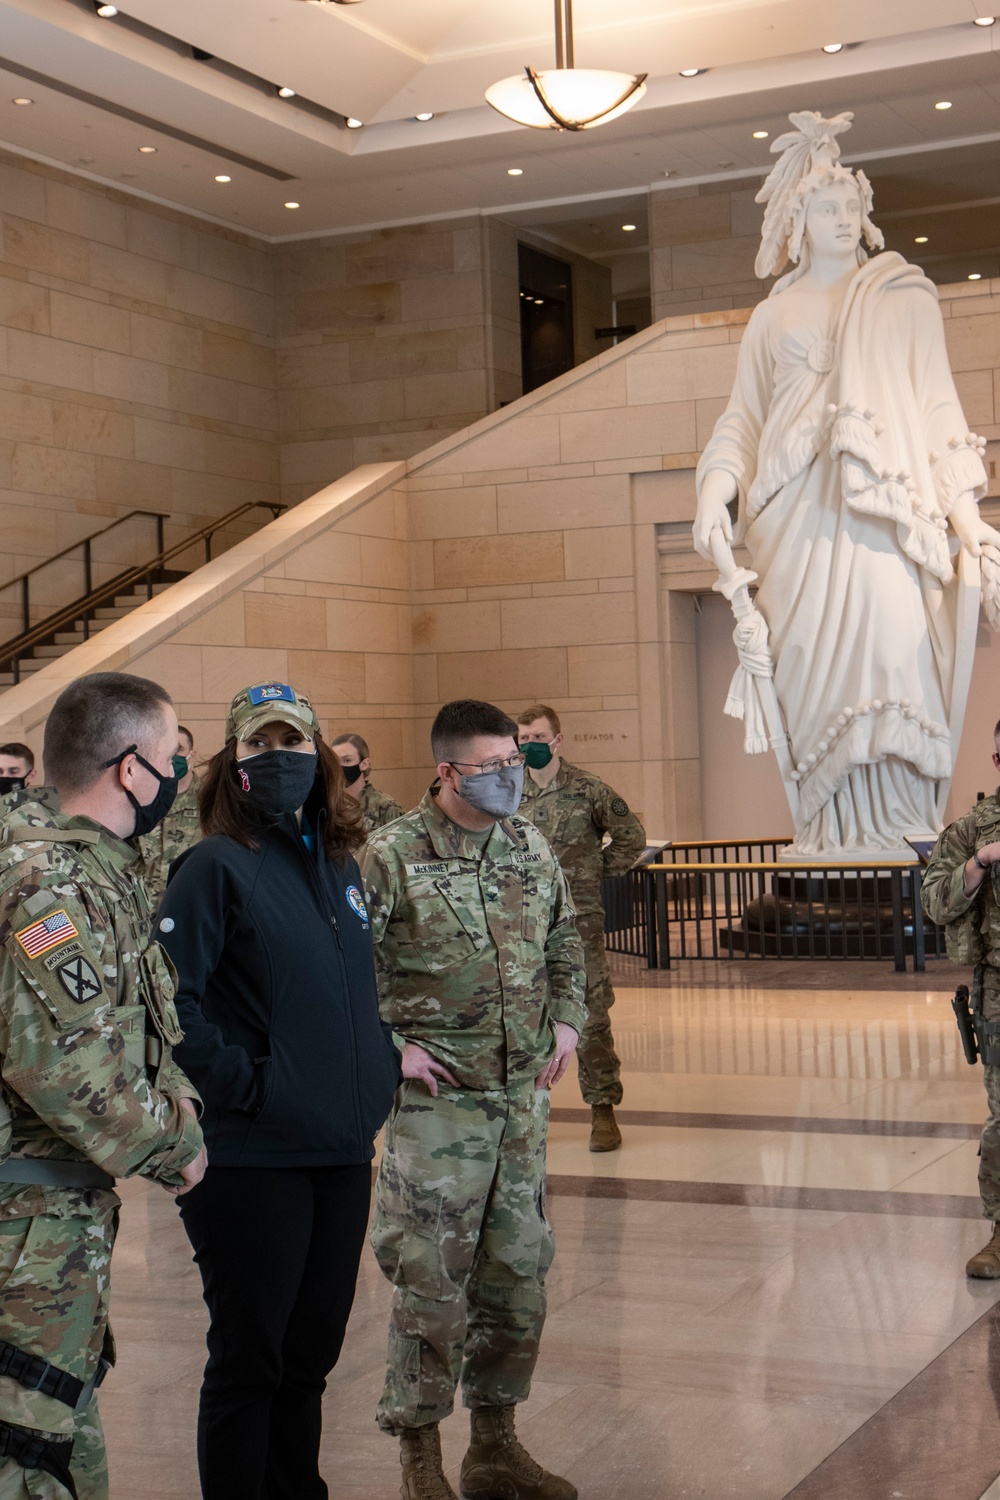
<box><xmin>178</xmin><ymin>1163</ymin><xmax>372</xmax><ymax>1500</ymax></box>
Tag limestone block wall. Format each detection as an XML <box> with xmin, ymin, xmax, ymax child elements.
<box><xmin>0</xmin><ymin>150</ymin><xmax>278</xmax><ymax>593</ymax></box>
<box><xmin>275</xmin><ymin>218</ymin><xmax>517</xmax><ymax>503</ymax></box>
<box><xmin>649</xmin><ymin>181</ymin><xmax>773</xmax><ymax>321</ymax></box>
<box><xmin>1</xmin><ymin>276</ymin><xmax>997</xmax><ymax>840</ymax></box>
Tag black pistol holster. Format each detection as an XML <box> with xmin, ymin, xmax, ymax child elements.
<box><xmin>954</xmin><ymin>966</ymin><xmax>1000</xmax><ymax>1067</ymax></box>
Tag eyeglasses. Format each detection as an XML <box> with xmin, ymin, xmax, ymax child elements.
<box><xmin>449</xmin><ymin>753</ymin><xmax>526</xmax><ymax>775</ymax></box>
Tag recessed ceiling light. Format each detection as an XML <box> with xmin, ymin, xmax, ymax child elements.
<box><xmin>414</xmin><ymin>112</ymin><xmax>434</xmax><ymax>121</ymax></box>
<box><xmin>662</xmin><ymin>169</ymin><xmax>675</xmax><ymax>177</ymax></box>
<box><xmin>621</xmin><ymin>223</ymin><xmax>637</xmax><ymax>232</ymax></box>
<box><xmin>822</xmin><ymin>42</ymin><xmax>843</xmax><ymax>53</ymax></box>
<box><xmin>12</xmin><ymin>97</ymin><xmax>33</xmax><ymax>106</ymax></box>
<box><xmin>534</xmin><ymin>298</ymin><xmax>543</xmax><ymax>305</ymax></box>
<box><xmin>974</xmin><ymin>15</ymin><xmax>996</xmax><ymax>24</ymax></box>
<box><xmin>277</xmin><ymin>86</ymin><xmax>297</xmax><ymax>99</ymax></box>
<box><xmin>284</xmin><ymin>201</ymin><xmax>300</xmax><ymax>209</ymax></box>
<box><xmin>935</xmin><ymin>100</ymin><xmax>952</xmax><ymax>110</ymax></box>
<box><xmin>95</xmin><ymin>2</ymin><xmax>118</xmax><ymax>14</ymax></box>
<box><xmin>752</xmin><ymin>130</ymin><xmax>769</xmax><ymax>139</ymax></box>
<box><xmin>345</xmin><ymin>117</ymin><xmax>363</xmax><ymax>129</ymax></box>
<box><xmin>914</xmin><ymin>235</ymin><xmax>928</xmax><ymax>243</ymax></box>
<box><xmin>215</xmin><ymin>174</ymin><xmax>231</xmax><ymax>182</ymax></box>
<box><xmin>138</xmin><ymin>145</ymin><xmax>157</xmax><ymax>154</ymax></box>
<box><xmin>507</xmin><ymin>167</ymin><xmax>523</xmax><ymax>176</ymax></box>
<box><xmin>679</xmin><ymin>68</ymin><xmax>703</xmax><ymax>77</ymax></box>
<box><xmin>969</xmin><ymin>272</ymin><xmax>983</xmax><ymax>280</ymax></box>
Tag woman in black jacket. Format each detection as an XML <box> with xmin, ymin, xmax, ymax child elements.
<box><xmin>156</xmin><ymin>681</ymin><xmax>400</xmax><ymax>1500</ymax></box>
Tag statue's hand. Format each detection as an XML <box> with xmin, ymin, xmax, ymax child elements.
<box><xmin>693</xmin><ymin>471</ymin><xmax>738</xmax><ymax>561</ymax></box>
<box><xmin>949</xmin><ymin>492</ymin><xmax>1000</xmax><ymax>559</ymax></box>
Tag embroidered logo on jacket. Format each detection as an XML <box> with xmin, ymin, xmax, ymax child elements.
<box><xmin>346</xmin><ymin>885</ymin><xmax>369</xmax><ymax>925</ymax></box>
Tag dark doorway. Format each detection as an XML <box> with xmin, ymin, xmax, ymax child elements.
<box><xmin>518</xmin><ymin>244</ymin><xmax>574</xmax><ymax>393</ymax></box>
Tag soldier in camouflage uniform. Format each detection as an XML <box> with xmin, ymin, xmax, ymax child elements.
<box><xmin>517</xmin><ymin>706</ymin><xmax>645</xmax><ymax>1153</ymax></box>
<box><xmin>923</xmin><ymin>717</ymin><xmax>1000</xmax><ymax>1277</ymax></box>
<box><xmin>0</xmin><ymin>673</ymin><xmax>206</xmax><ymax>1499</ymax></box>
<box><xmin>138</xmin><ymin>725</ymin><xmax>201</xmax><ymax>908</ymax></box>
<box><xmin>331</xmin><ymin>732</ymin><xmax>403</xmax><ymax>834</ymax></box>
<box><xmin>361</xmin><ymin>700</ymin><xmax>586</xmax><ymax>1500</ymax></box>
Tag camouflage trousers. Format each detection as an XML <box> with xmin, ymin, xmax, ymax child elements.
<box><xmin>371</xmin><ymin>1081</ymin><xmax>553</xmax><ymax>1433</ymax></box>
<box><xmin>982</xmin><ymin>975</ymin><xmax>1000</xmax><ymax>1221</ymax></box>
<box><xmin>0</xmin><ymin>1191</ymin><xmax>117</xmax><ymax>1500</ymax></box>
<box><xmin>575</xmin><ymin>912</ymin><xmax>623</xmax><ymax>1107</ymax></box>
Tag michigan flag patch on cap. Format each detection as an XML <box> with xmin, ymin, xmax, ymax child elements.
<box><xmin>15</xmin><ymin>909</ymin><xmax>79</xmax><ymax>959</ymax></box>
<box><xmin>248</xmin><ymin>683</ymin><xmax>296</xmax><ymax>706</ymax></box>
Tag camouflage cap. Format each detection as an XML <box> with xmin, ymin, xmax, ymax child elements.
<box><xmin>225</xmin><ymin>682</ymin><xmax>319</xmax><ymax>744</ymax></box>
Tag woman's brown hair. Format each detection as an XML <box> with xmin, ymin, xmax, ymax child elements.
<box><xmin>198</xmin><ymin>736</ymin><xmax>364</xmax><ymax>859</ymax></box>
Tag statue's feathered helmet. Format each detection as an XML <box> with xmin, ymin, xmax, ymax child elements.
<box><xmin>754</xmin><ymin>111</ymin><xmax>883</xmax><ymax>280</ymax></box>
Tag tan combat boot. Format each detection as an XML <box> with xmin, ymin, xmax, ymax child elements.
<box><xmin>967</xmin><ymin>1223</ymin><xmax>1000</xmax><ymax>1278</ymax></box>
<box><xmin>589</xmin><ymin>1103</ymin><xmax>622</xmax><ymax>1153</ymax></box>
<box><xmin>460</xmin><ymin>1405</ymin><xmax>576</xmax><ymax>1500</ymax></box>
<box><xmin>400</xmin><ymin>1425</ymin><xmax>458</xmax><ymax>1500</ymax></box>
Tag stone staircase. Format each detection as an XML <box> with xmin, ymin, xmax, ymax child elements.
<box><xmin>0</xmin><ymin>575</ymin><xmax>184</xmax><ymax>689</ymax></box>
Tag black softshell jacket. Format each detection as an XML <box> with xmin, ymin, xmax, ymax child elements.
<box><xmin>157</xmin><ymin>815</ymin><xmax>401</xmax><ymax>1168</ymax></box>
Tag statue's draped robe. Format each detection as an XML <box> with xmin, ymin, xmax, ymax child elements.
<box><xmin>698</xmin><ymin>253</ymin><xmax>987</xmax><ymax>853</ymax></box>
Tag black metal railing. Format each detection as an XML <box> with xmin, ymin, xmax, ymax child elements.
<box><xmin>603</xmin><ymin>858</ymin><xmax>947</xmax><ymax>972</ymax></box>
<box><xmin>0</xmin><ymin>509</ymin><xmax>167</xmax><ymax>644</ymax></box>
<box><xmin>1</xmin><ymin>500</ymin><xmax>286</xmax><ymax>684</ymax></box>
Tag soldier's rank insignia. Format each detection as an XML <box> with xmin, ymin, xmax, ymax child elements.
<box><xmin>55</xmin><ymin>956</ymin><xmax>102</xmax><ymax>1005</ymax></box>
<box><xmin>15</xmin><ymin>908</ymin><xmax>79</xmax><ymax>958</ymax></box>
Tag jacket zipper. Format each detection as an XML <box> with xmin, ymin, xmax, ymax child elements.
<box><xmin>293</xmin><ymin>817</ymin><xmax>365</xmax><ymax>1148</ymax></box>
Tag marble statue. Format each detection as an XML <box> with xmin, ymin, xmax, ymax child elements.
<box><xmin>693</xmin><ymin>111</ymin><xmax>992</xmax><ymax>859</ymax></box>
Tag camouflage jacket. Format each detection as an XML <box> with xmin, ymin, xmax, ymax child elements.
<box><xmin>0</xmin><ymin>799</ymin><xmax>203</xmax><ymax>1214</ymax></box>
<box><xmin>361</xmin><ymin>782</ymin><xmax>404</xmax><ymax>835</ymax></box>
<box><xmin>519</xmin><ymin>760</ymin><xmax>646</xmax><ymax>914</ymax></box>
<box><xmin>138</xmin><ymin>780</ymin><xmax>201</xmax><ymax>908</ymax></box>
<box><xmin>922</xmin><ymin>790</ymin><xmax>1000</xmax><ymax>966</ymax></box>
<box><xmin>0</xmin><ymin>784</ymin><xmax>61</xmax><ymax>822</ymax></box>
<box><xmin>360</xmin><ymin>788</ymin><xmax>586</xmax><ymax>1088</ymax></box>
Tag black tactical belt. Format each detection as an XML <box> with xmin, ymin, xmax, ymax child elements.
<box><xmin>0</xmin><ymin>1157</ymin><xmax>114</xmax><ymax>1191</ymax></box>
<box><xmin>0</xmin><ymin>1342</ymin><xmax>87</xmax><ymax>1409</ymax></box>
<box><xmin>0</xmin><ymin>1419</ymin><xmax>79</xmax><ymax>1499</ymax></box>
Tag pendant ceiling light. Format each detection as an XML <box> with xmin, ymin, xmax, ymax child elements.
<box><xmin>485</xmin><ymin>0</ymin><xmax>647</xmax><ymax>132</ymax></box>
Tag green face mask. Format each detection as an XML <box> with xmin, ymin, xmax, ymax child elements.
<box><xmin>172</xmin><ymin>755</ymin><xmax>190</xmax><ymax>778</ymax></box>
<box><xmin>521</xmin><ymin>741</ymin><xmax>554</xmax><ymax>770</ymax></box>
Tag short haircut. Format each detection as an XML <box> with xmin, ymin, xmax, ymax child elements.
<box><xmin>516</xmin><ymin>703</ymin><xmax>561</xmax><ymax>735</ymax></box>
<box><xmin>431</xmin><ymin>700</ymin><xmax>517</xmax><ymax>764</ymax></box>
<box><xmin>0</xmin><ymin>741</ymin><xmax>34</xmax><ymax>770</ymax></box>
<box><xmin>994</xmin><ymin>718</ymin><xmax>1000</xmax><ymax>741</ymax></box>
<box><xmin>44</xmin><ymin>672</ymin><xmax>173</xmax><ymax>796</ymax></box>
<box><xmin>177</xmin><ymin>725</ymin><xmax>193</xmax><ymax>749</ymax></box>
<box><xmin>332</xmin><ymin>732</ymin><xmax>370</xmax><ymax>760</ymax></box>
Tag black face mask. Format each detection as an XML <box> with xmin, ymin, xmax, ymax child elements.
<box><xmin>0</xmin><ymin>775</ymin><xmax>26</xmax><ymax>797</ymax></box>
<box><xmin>340</xmin><ymin>762</ymin><xmax>363</xmax><ymax>786</ymax></box>
<box><xmin>105</xmin><ymin>744</ymin><xmax>179</xmax><ymax>838</ymax></box>
<box><xmin>236</xmin><ymin>749</ymin><xmax>318</xmax><ymax>818</ymax></box>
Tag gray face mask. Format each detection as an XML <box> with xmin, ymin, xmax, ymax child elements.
<box><xmin>457</xmin><ymin>763</ymin><xmax>524</xmax><ymax>819</ymax></box>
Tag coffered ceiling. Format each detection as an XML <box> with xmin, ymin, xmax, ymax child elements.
<box><xmin>0</xmin><ymin>0</ymin><xmax>995</xmax><ymax>253</ymax></box>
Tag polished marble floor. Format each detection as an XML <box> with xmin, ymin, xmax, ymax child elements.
<box><xmin>102</xmin><ymin>956</ymin><xmax>1000</xmax><ymax>1498</ymax></box>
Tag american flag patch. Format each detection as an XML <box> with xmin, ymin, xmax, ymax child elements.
<box><xmin>15</xmin><ymin>909</ymin><xmax>79</xmax><ymax>959</ymax></box>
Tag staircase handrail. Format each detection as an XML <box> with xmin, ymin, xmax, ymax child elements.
<box><xmin>1</xmin><ymin>509</ymin><xmax>170</xmax><ymax>600</ymax></box>
<box><xmin>1</xmin><ymin>500</ymin><xmax>286</xmax><ymax>678</ymax></box>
